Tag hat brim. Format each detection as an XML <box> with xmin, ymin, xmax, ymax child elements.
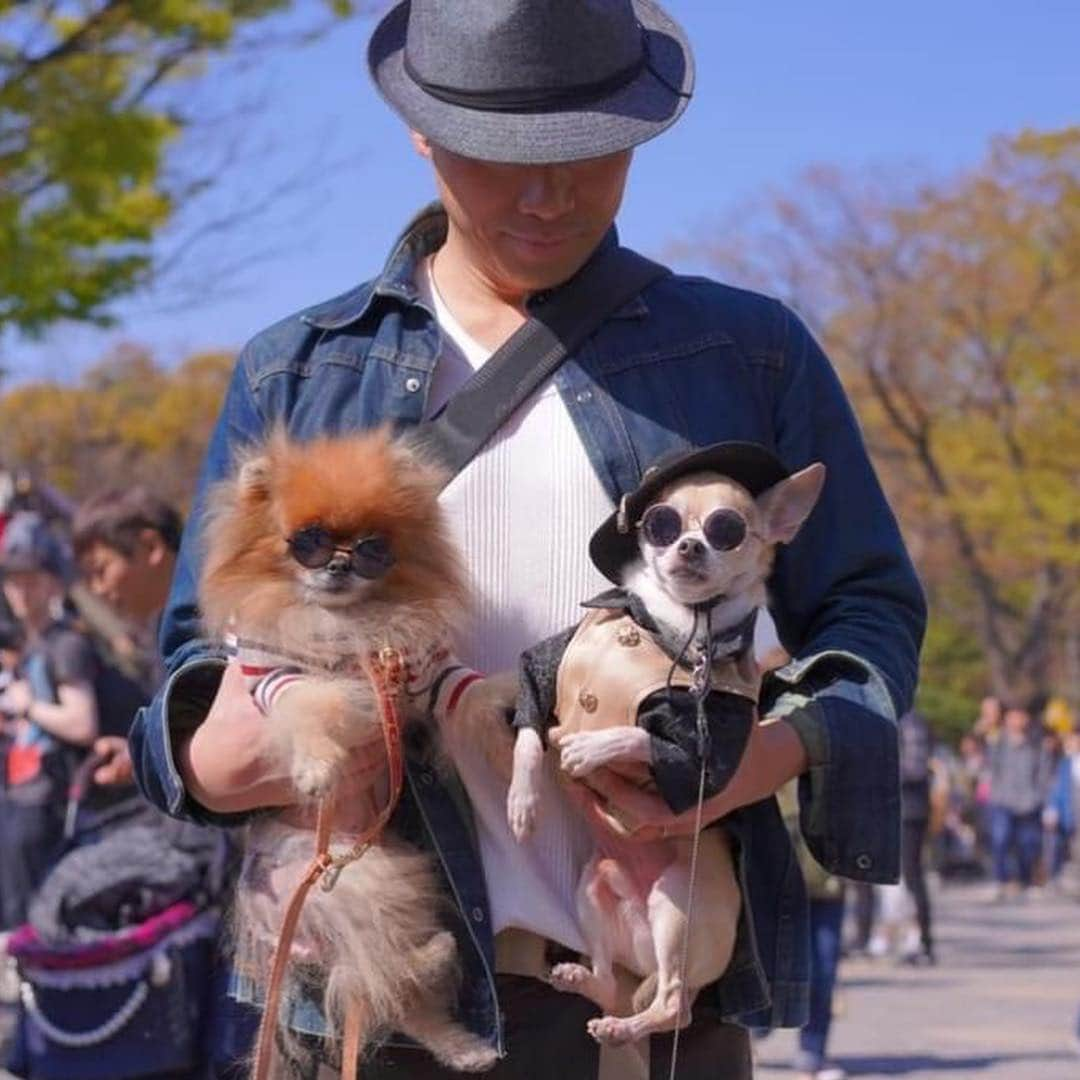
<box><xmin>589</xmin><ymin>442</ymin><xmax>791</xmax><ymax>585</ymax></box>
<box><xmin>368</xmin><ymin>0</ymin><xmax>694</xmax><ymax>164</ymax></box>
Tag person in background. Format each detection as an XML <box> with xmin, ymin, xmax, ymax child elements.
<box><xmin>72</xmin><ymin>488</ymin><xmax>255</xmax><ymax>1078</ymax></box>
<box><xmin>897</xmin><ymin>709</ymin><xmax>935</xmax><ymax>964</ymax></box>
<box><xmin>72</xmin><ymin>487</ymin><xmax>182</xmax><ymax>786</ymax></box>
<box><xmin>0</xmin><ymin>512</ymin><xmax>99</xmax><ymax>928</ymax></box>
<box><xmin>779</xmin><ymin>781</ymin><xmax>848</xmax><ymax>1080</ymax></box>
<box><xmin>974</xmin><ymin>695</ymin><xmax>1003</xmax><ymax>741</ymax></box>
<box><xmin>1042</xmin><ymin>729</ymin><xmax>1077</xmax><ymax>889</ymax></box>
<box><xmin>986</xmin><ymin>702</ymin><xmax>1054</xmax><ymax>900</ymax></box>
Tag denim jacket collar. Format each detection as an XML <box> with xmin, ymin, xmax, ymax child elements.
<box><xmin>299</xmin><ymin>203</ymin><xmax>648</xmax><ymax>331</ymax></box>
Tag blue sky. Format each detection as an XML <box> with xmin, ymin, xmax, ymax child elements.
<box><xmin>6</xmin><ymin>0</ymin><xmax>1079</xmax><ymax>381</ymax></box>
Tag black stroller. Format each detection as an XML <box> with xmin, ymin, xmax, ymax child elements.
<box><xmin>5</xmin><ymin>753</ymin><xmax>231</xmax><ymax>1079</ymax></box>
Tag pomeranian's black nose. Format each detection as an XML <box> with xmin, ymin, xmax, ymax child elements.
<box><xmin>326</xmin><ymin>554</ymin><xmax>351</xmax><ymax>577</ymax></box>
<box><xmin>677</xmin><ymin>537</ymin><xmax>706</xmax><ymax>560</ymax></box>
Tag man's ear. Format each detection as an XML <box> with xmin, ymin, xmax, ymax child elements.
<box><xmin>137</xmin><ymin>528</ymin><xmax>168</xmax><ymax>568</ymax></box>
<box><xmin>757</xmin><ymin>463</ymin><xmax>826</xmax><ymax>545</ymax></box>
<box><xmin>410</xmin><ymin>130</ymin><xmax>433</xmax><ymax>159</ymax></box>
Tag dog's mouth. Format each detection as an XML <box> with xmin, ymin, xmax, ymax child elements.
<box><xmin>667</xmin><ymin>565</ymin><xmax>709</xmax><ymax>582</ymax></box>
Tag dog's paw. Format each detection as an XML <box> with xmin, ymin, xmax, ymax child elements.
<box><xmin>587</xmin><ymin>1015</ymin><xmax>634</xmax><ymax>1045</ymax></box>
<box><xmin>557</xmin><ymin>731</ymin><xmax>610</xmax><ymax>778</ymax></box>
<box><xmin>442</xmin><ymin>1044</ymin><xmax>499</xmax><ymax>1073</ymax></box>
<box><xmin>291</xmin><ymin>757</ymin><xmax>337</xmax><ymax>799</ymax></box>
<box><xmin>548</xmin><ymin>962</ymin><xmax>591</xmax><ymax>993</ymax></box>
<box><xmin>507</xmin><ymin>784</ymin><xmax>539</xmax><ymax>842</ymax></box>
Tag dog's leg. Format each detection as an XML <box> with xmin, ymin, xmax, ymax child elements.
<box><xmin>588</xmin><ymin>862</ymin><xmax>692</xmax><ymax>1045</ymax></box>
<box><xmin>268</xmin><ymin>678</ymin><xmax>378</xmax><ymax>798</ymax></box>
<box><xmin>507</xmin><ymin>727</ymin><xmax>544</xmax><ymax>840</ymax></box>
<box><xmin>551</xmin><ymin>857</ymin><xmax>639</xmax><ymax>1015</ymax></box>
<box><xmin>397</xmin><ymin>1004</ymin><xmax>499</xmax><ymax>1073</ymax></box>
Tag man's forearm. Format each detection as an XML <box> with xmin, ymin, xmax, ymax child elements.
<box><xmin>680</xmin><ymin>717</ymin><xmax>807</xmax><ymax>828</ymax></box>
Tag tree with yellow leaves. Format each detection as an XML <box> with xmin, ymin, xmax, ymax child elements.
<box><xmin>686</xmin><ymin>128</ymin><xmax>1079</xmax><ymax>717</ymax></box>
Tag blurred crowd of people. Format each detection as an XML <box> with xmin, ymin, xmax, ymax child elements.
<box><xmin>0</xmin><ymin>482</ymin><xmax>253</xmax><ymax>1078</ymax></box>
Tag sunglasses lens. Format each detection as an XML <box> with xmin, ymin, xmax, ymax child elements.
<box><xmin>351</xmin><ymin>536</ymin><xmax>395</xmax><ymax>579</ymax></box>
<box><xmin>640</xmin><ymin>505</ymin><xmax>683</xmax><ymax>548</ymax></box>
<box><xmin>703</xmin><ymin>509</ymin><xmax>747</xmax><ymax>551</ymax></box>
<box><xmin>288</xmin><ymin>527</ymin><xmax>334</xmax><ymax>569</ymax></box>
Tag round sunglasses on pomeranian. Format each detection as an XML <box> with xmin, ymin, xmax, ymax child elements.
<box><xmin>638</xmin><ymin>504</ymin><xmax>761</xmax><ymax>553</ymax></box>
<box><xmin>286</xmin><ymin>525</ymin><xmax>395</xmax><ymax>579</ymax></box>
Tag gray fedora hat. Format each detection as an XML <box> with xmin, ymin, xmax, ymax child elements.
<box><xmin>368</xmin><ymin>0</ymin><xmax>694</xmax><ymax>164</ymax></box>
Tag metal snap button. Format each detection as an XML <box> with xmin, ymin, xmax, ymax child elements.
<box><xmin>855</xmin><ymin>854</ymin><xmax>872</xmax><ymax>871</ymax></box>
<box><xmin>471</xmin><ymin>907</ymin><xmax>485</xmax><ymax>923</ymax></box>
<box><xmin>578</xmin><ymin>690</ymin><xmax>598</xmax><ymax>713</ymax></box>
<box><xmin>575</xmin><ymin>389</ymin><xmax>593</xmax><ymax>404</ymax></box>
<box><xmin>405</xmin><ymin>377</ymin><xmax>422</xmax><ymax>393</ymax></box>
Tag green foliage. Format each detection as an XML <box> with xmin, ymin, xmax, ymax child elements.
<box><xmin>916</xmin><ymin>611</ymin><xmax>988</xmax><ymax>745</ymax></box>
<box><xmin>0</xmin><ymin>0</ymin><xmax>354</xmax><ymax>335</ymax></box>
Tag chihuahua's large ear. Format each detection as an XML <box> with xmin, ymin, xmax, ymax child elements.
<box><xmin>757</xmin><ymin>463</ymin><xmax>826</xmax><ymax>545</ymax></box>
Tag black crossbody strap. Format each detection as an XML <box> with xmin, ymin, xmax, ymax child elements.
<box><xmin>412</xmin><ymin>246</ymin><xmax>669</xmax><ymax>485</ymax></box>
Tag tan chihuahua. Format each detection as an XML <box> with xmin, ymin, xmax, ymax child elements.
<box><xmin>507</xmin><ymin>446</ymin><xmax>825</xmax><ymax>1045</ymax></box>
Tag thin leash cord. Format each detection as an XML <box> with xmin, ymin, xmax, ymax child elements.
<box><xmin>668</xmin><ymin>606</ymin><xmax>713</xmax><ymax>1080</ymax></box>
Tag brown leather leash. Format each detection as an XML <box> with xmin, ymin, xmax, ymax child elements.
<box><xmin>251</xmin><ymin>646</ymin><xmax>407</xmax><ymax>1080</ymax></box>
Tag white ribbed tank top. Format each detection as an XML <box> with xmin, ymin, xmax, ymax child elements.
<box><xmin>418</xmin><ymin>257</ymin><xmax>610</xmax><ymax>952</ymax></box>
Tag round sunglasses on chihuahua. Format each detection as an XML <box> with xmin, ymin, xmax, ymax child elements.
<box><xmin>286</xmin><ymin>526</ymin><xmax>395</xmax><ymax>579</ymax></box>
<box><xmin>638</xmin><ymin>505</ymin><xmax>758</xmax><ymax>552</ymax></box>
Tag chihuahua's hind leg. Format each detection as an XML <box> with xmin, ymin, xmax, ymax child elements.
<box><xmin>587</xmin><ymin>865</ymin><xmax>692</xmax><ymax>1045</ymax></box>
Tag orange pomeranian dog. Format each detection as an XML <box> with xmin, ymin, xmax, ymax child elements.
<box><xmin>199</xmin><ymin>427</ymin><xmax>507</xmax><ymax>1074</ymax></box>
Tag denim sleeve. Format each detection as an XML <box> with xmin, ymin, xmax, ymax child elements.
<box><xmin>127</xmin><ymin>357</ymin><xmax>267</xmax><ymax>826</ymax></box>
<box><xmin>764</xmin><ymin>307</ymin><xmax>926</xmax><ymax>883</ymax></box>
<box><xmin>763</xmin><ymin>652</ymin><xmax>900</xmax><ymax>882</ymax></box>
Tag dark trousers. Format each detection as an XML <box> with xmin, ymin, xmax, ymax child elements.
<box><xmin>901</xmin><ymin>817</ymin><xmax>933</xmax><ymax>952</ymax></box>
<box><xmin>0</xmin><ymin>797</ymin><xmax>63</xmax><ymax>930</ymax></box>
<box><xmin>796</xmin><ymin>896</ymin><xmax>845</xmax><ymax>1071</ymax></box>
<box><xmin>989</xmin><ymin>805</ymin><xmax>1042</xmax><ymax>887</ymax></box>
<box><xmin>359</xmin><ymin>975</ymin><xmax>753</xmax><ymax>1079</ymax></box>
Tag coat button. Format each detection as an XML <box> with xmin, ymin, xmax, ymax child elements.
<box><xmin>578</xmin><ymin>690</ymin><xmax>598</xmax><ymax>713</ymax></box>
<box><xmin>617</xmin><ymin>625</ymin><xmax>641</xmax><ymax>647</ymax></box>
<box><xmin>575</xmin><ymin>389</ymin><xmax>593</xmax><ymax>404</ymax></box>
<box><xmin>471</xmin><ymin>907</ymin><xmax>485</xmax><ymax>923</ymax></box>
<box><xmin>405</xmin><ymin>377</ymin><xmax>422</xmax><ymax>393</ymax></box>
<box><xmin>855</xmin><ymin>854</ymin><xmax>872</xmax><ymax>871</ymax></box>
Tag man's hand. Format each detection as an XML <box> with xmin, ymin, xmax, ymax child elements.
<box><xmin>586</xmin><ymin>717</ymin><xmax>808</xmax><ymax>841</ymax></box>
<box><xmin>93</xmin><ymin>736</ymin><xmax>135</xmax><ymax>787</ymax></box>
<box><xmin>177</xmin><ymin>662</ymin><xmax>387</xmax><ymax>821</ymax></box>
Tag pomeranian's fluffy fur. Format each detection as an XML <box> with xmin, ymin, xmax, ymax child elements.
<box><xmin>200</xmin><ymin>427</ymin><xmax>498</xmax><ymax>1074</ymax></box>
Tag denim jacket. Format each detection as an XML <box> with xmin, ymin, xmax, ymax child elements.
<box><xmin>128</xmin><ymin>205</ymin><xmax>925</xmax><ymax>1044</ymax></box>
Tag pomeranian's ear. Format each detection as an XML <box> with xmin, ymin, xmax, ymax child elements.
<box><xmin>237</xmin><ymin>454</ymin><xmax>272</xmax><ymax>502</ymax></box>
<box><xmin>757</xmin><ymin>463</ymin><xmax>826</xmax><ymax>545</ymax></box>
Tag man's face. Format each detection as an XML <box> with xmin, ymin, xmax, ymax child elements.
<box><xmin>414</xmin><ymin>134</ymin><xmax>632</xmax><ymax>293</ymax></box>
<box><xmin>80</xmin><ymin>534</ymin><xmax>168</xmax><ymax>623</ymax></box>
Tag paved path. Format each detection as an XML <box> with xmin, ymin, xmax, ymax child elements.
<box><xmin>2</xmin><ymin>881</ymin><xmax>1077</xmax><ymax>1078</ymax></box>
<box><xmin>756</xmin><ymin>881</ymin><xmax>1080</xmax><ymax>1080</ymax></box>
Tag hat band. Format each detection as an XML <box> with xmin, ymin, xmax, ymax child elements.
<box><xmin>403</xmin><ymin>42</ymin><xmax>647</xmax><ymax>115</ymax></box>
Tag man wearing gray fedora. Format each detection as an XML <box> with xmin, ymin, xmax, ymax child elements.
<box><xmin>128</xmin><ymin>2</ymin><xmax>925</xmax><ymax>1078</ymax></box>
